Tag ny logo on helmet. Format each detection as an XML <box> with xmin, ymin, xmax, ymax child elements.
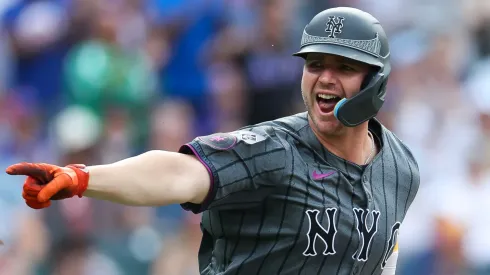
<box><xmin>325</xmin><ymin>16</ymin><xmax>345</xmax><ymax>38</ymax></box>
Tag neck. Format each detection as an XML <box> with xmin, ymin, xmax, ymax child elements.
<box><xmin>310</xmin><ymin>119</ymin><xmax>374</xmax><ymax>165</ymax></box>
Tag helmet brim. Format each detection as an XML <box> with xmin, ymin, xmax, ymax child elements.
<box><xmin>292</xmin><ymin>44</ymin><xmax>384</xmax><ymax>68</ymax></box>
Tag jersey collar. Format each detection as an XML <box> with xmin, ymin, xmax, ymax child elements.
<box><xmin>298</xmin><ymin>112</ymin><xmax>386</xmax><ymax>177</ymax></box>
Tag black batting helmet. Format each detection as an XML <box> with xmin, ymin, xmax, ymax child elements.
<box><xmin>293</xmin><ymin>7</ymin><xmax>391</xmax><ymax>127</ymax></box>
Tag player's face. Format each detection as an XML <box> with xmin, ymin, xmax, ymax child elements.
<box><xmin>301</xmin><ymin>53</ymin><xmax>371</xmax><ymax>136</ymax></box>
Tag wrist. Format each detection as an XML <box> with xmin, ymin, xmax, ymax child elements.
<box><xmin>66</xmin><ymin>164</ymin><xmax>90</xmax><ymax>197</ymax></box>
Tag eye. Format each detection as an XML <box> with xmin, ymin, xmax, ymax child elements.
<box><xmin>306</xmin><ymin>61</ymin><xmax>323</xmax><ymax>69</ymax></box>
<box><xmin>340</xmin><ymin>64</ymin><xmax>356</xmax><ymax>72</ymax></box>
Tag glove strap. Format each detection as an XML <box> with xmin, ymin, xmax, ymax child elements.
<box><xmin>66</xmin><ymin>164</ymin><xmax>90</xmax><ymax>198</ymax></box>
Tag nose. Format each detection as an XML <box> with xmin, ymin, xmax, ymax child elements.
<box><xmin>318</xmin><ymin>67</ymin><xmax>337</xmax><ymax>86</ymax></box>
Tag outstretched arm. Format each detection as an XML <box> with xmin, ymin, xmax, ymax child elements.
<box><xmin>6</xmin><ymin>150</ymin><xmax>211</xmax><ymax>208</ymax></box>
<box><xmin>7</xmin><ymin>127</ymin><xmax>286</xmax><ymax>211</ymax></box>
<box><xmin>84</xmin><ymin>150</ymin><xmax>211</xmax><ymax>206</ymax></box>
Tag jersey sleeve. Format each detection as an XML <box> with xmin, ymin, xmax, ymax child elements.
<box><xmin>178</xmin><ymin>126</ymin><xmax>287</xmax><ymax>213</ymax></box>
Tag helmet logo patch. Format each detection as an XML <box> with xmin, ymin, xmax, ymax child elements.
<box><xmin>325</xmin><ymin>16</ymin><xmax>345</xmax><ymax>38</ymax></box>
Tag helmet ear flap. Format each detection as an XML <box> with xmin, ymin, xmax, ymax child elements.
<box><xmin>377</xmin><ymin>80</ymin><xmax>388</xmax><ymax>98</ymax></box>
<box><xmin>361</xmin><ymin>68</ymin><xmax>379</xmax><ymax>90</ymax></box>
<box><xmin>334</xmin><ymin>72</ymin><xmax>386</xmax><ymax>127</ymax></box>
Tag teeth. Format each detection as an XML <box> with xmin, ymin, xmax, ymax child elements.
<box><xmin>318</xmin><ymin>94</ymin><xmax>338</xmax><ymax>100</ymax></box>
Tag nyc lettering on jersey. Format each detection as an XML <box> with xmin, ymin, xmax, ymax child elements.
<box><xmin>303</xmin><ymin>208</ymin><xmax>399</xmax><ymax>270</ymax></box>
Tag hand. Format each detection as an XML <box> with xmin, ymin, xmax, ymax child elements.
<box><xmin>6</xmin><ymin>163</ymin><xmax>90</xmax><ymax>209</ymax></box>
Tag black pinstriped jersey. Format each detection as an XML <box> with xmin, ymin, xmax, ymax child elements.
<box><xmin>178</xmin><ymin>112</ymin><xmax>420</xmax><ymax>275</ymax></box>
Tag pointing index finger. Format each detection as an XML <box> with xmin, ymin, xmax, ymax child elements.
<box><xmin>6</xmin><ymin>162</ymin><xmax>33</xmax><ymax>175</ymax></box>
<box><xmin>5</xmin><ymin>163</ymin><xmax>52</xmax><ymax>183</ymax></box>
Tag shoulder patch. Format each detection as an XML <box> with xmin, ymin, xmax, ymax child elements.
<box><xmin>231</xmin><ymin>130</ymin><xmax>267</xmax><ymax>144</ymax></box>
<box><xmin>198</xmin><ymin>133</ymin><xmax>237</xmax><ymax>150</ymax></box>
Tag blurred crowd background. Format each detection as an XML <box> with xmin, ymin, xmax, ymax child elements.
<box><xmin>0</xmin><ymin>0</ymin><xmax>489</xmax><ymax>274</ymax></box>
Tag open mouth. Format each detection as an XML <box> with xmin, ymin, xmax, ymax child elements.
<box><xmin>316</xmin><ymin>94</ymin><xmax>341</xmax><ymax>114</ymax></box>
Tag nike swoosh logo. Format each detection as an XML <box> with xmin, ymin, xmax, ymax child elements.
<box><xmin>312</xmin><ymin>171</ymin><xmax>336</xmax><ymax>180</ymax></box>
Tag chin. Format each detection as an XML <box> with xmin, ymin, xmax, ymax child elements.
<box><xmin>308</xmin><ymin>109</ymin><xmax>345</xmax><ymax>136</ymax></box>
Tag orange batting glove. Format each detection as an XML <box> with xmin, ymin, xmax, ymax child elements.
<box><xmin>5</xmin><ymin>163</ymin><xmax>90</xmax><ymax>209</ymax></box>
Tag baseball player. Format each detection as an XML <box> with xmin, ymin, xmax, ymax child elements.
<box><xmin>6</xmin><ymin>7</ymin><xmax>419</xmax><ymax>275</ymax></box>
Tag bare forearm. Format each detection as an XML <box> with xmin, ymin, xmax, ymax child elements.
<box><xmin>83</xmin><ymin>150</ymin><xmax>210</xmax><ymax>206</ymax></box>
